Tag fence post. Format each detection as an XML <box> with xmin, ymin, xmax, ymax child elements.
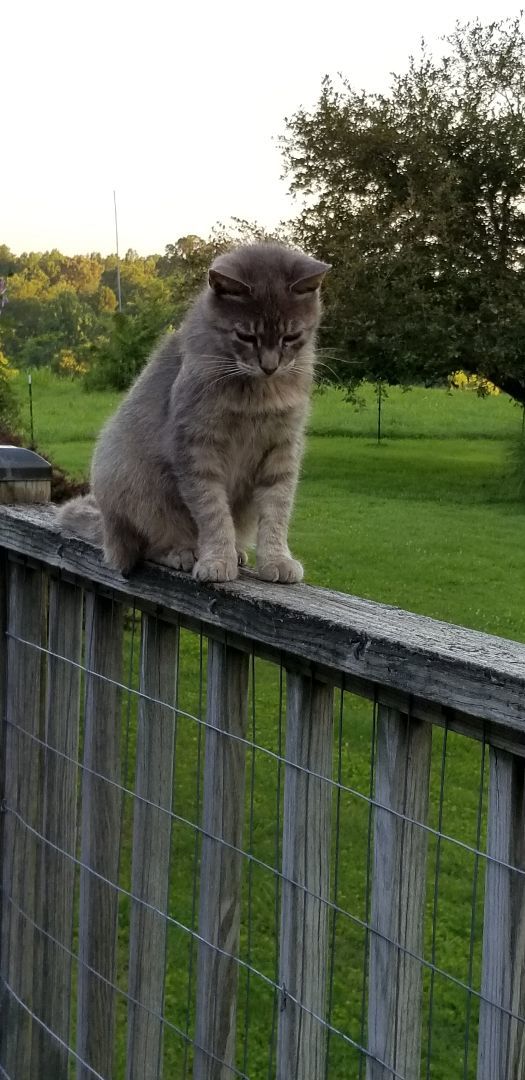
<box><xmin>277</xmin><ymin>672</ymin><xmax>334</xmax><ymax>1080</ymax></box>
<box><xmin>0</xmin><ymin>446</ymin><xmax>52</xmax><ymax>505</ymax></box>
<box><xmin>367</xmin><ymin>707</ymin><xmax>432</xmax><ymax>1080</ymax></box>
<box><xmin>33</xmin><ymin>578</ymin><xmax>83</xmax><ymax>1077</ymax></box>
<box><xmin>477</xmin><ymin>748</ymin><xmax>525</xmax><ymax>1079</ymax></box>
<box><xmin>0</xmin><ymin>561</ymin><xmax>47</xmax><ymax>1079</ymax></box>
<box><xmin>77</xmin><ymin>592</ymin><xmax>123</xmax><ymax>1080</ymax></box>
<box><xmin>194</xmin><ymin>639</ymin><xmax>249</xmax><ymax>1080</ymax></box>
<box><xmin>0</xmin><ymin>550</ymin><xmax>7</xmax><ymax>1002</ymax></box>
<box><xmin>126</xmin><ymin>614</ymin><xmax>178</xmax><ymax>1080</ymax></box>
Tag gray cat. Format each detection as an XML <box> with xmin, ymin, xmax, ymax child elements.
<box><xmin>57</xmin><ymin>243</ymin><xmax>330</xmax><ymax>583</ymax></box>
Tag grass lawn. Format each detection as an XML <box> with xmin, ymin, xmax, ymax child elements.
<box><xmin>10</xmin><ymin>369</ymin><xmax>525</xmax><ymax>1077</ymax></box>
<box><xmin>14</xmin><ymin>370</ymin><xmax>525</xmax><ymax>638</ymax></box>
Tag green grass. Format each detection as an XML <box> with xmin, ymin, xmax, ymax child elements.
<box><xmin>11</xmin><ymin>369</ymin><xmax>525</xmax><ymax>1077</ymax></box>
<box><xmin>13</xmin><ymin>368</ymin><xmax>120</xmax><ymax>476</ymax></box>
<box><xmin>15</xmin><ymin>370</ymin><xmax>525</xmax><ymax>637</ymax></box>
<box><xmin>310</xmin><ymin>380</ymin><xmax>523</xmax><ymax>440</ymax></box>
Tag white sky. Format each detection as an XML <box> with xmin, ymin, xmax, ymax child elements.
<box><xmin>2</xmin><ymin>0</ymin><xmax>517</xmax><ymax>256</ymax></box>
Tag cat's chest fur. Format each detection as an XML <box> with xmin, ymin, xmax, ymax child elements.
<box><xmin>172</xmin><ymin>365</ymin><xmax>309</xmax><ymax>498</ymax></box>
<box><xmin>220</xmin><ymin>412</ymin><xmax>294</xmax><ymax>495</ymax></box>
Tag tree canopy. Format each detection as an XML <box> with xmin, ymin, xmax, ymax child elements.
<box><xmin>0</xmin><ymin>221</ymin><xmax>281</xmax><ymax>390</ymax></box>
<box><xmin>282</xmin><ymin>16</ymin><xmax>525</xmax><ymax>404</ymax></box>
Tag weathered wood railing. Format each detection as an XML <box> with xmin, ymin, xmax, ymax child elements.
<box><xmin>0</xmin><ymin>503</ymin><xmax>524</xmax><ymax>1079</ymax></box>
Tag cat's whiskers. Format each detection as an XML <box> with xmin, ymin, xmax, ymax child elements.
<box><xmin>202</xmin><ymin>370</ymin><xmax>249</xmax><ymax>394</ymax></box>
<box><xmin>316</xmin><ymin>359</ymin><xmax>342</xmax><ymax>377</ymax></box>
<box><xmin>196</xmin><ymin>362</ymin><xmax>238</xmax><ymax>381</ymax></box>
<box><xmin>192</xmin><ymin>358</ymin><xmax>238</xmax><ymax>371</ymax></box>
<box><xmin>316</xmin><ymin>350</ymin><xmax>361</xmax><ymax>368</ymax></box>
<box><xmin>293</xmin><ymin>359</ymin><xmax>344</xmax><ymax>387</ymax></box>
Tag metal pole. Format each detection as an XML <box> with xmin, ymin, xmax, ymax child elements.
<box><xmin>113</xmin><ymin>190</ymin><xmax>122</xmax><ymax>313</ymax></box>
<box><xmin>28</xmin><ymin>373</ymin><xmax>35</xmax><ymax>449</ymax></box>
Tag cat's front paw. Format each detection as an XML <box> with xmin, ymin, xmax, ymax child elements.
<box><xmin>154</xmin><ymin>547</ymin><xmax>196</xmax><ymax>572</ymax></box>
<box><xmin>257</xmin><ymin>556</ymin><xmax>304</xmax><ymax>584</ymax></box>
<box><xmin>193</xmin><ymin>553</ymin><xmax>239</xmax><ymax>583</ymax></box>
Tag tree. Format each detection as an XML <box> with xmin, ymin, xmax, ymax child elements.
<box><xmin>156</xmin><ymin>234</ymin><xmax>221</xmax><ymax>297</ymax></box>
<box><xmin>0</xmin><ymin>349</ymin><xmax>19</xmax><ymax>428</ymax></box>
<box><xmin>157</xmin><ymin>222</ymin><xmax>289</xmax><ymax>297</ymax></box>
<box><xmin>0</xmin><ymin>245</ymin><xmax>19</xmax><ymax>277</ymax></box>
<box><xmin>0</xmin><ymin>224</ymin><xmax>289</xmax><ymax>386</ymax></box>
<box><xmin>86</xmin><ymin>288</ymin><xmax>175</xmax><ymax>390</ymax></box>
<box><xmin>282</xmin><ymin>17</ymin><xmax>525</xmax><ymax>403</ymax></box>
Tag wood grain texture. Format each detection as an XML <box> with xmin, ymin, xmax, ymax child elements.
<box><xmin>477</xmin><ymin>748</ymin><xmax>525</xmax><ymax>1079</ymax></box>
<box><xmin>0</xmin><ymin>479</ymin><xmax>51</xmax><ymax>504</ymax></box>
<box><xmin>77</xmin><ymin>592</ymin><xmax>123</xmax><ymax>1080</ymax></box>
<box><xmin>0</xmin><ymin>551</ymin><xmax>7</xmax><ymax>998</ymax></box>
<box><xmin>126</xmin><ymin>614</ymin><xmax>178</xmax><ymax>1080</ymax></box>
<box><xmin>0</xmin><ymin>505</ymin><xmax>525</xmax><ymax>735</ymax></box>
<box><xmin>33</xmin><ymin>578</ymin><xmax>83</xmax><ymax>1077</ymax></box>
<box><xmin>367</xmin><ymin>707</ymin><xmax>432</xmax><ymax>1080</ymax></box>
<box><xmin>277</xmin><ymin>673</ymin><xmax>334</xmax><ymax>1080</ymax></box>
<box><xmin>194</xmin><ymin>640</ymin><xmax>249</xmax><ymax>1080</ymax></box>
<box><xmin>0</xmin><ymin>561</ymin><xmax>46</xmax><ymax>1080</ymax></box>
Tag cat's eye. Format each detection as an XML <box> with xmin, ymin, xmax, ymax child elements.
<box><xmin>235</xmin><ymin>330</ymin><xmax>258</xmax><ymax>344</ymax></box>
<box><xmin>282</xmin><ymin>332</ymin><xmax>302</xmax><ymax>345</ymax></box>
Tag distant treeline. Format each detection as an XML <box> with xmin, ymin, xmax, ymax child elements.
<box><xmin>0</xmin><ymin>230</ymin><xmax>263</xmax><ymax>389</ymax></box>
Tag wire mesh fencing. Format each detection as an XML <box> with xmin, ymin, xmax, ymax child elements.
<box><xmin>0</xmin><ymin>556</ymin><xmax>524</xmax><ymax>1079</ymax></box>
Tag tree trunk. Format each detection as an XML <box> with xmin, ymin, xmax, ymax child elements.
<box><xmin>486</xmin><ymin>373</ymin><xmax>525</xmax><ymax>408</ymax></box>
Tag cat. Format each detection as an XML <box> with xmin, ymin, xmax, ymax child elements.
<box><xmin>57</xmin><ymin>243</ymin><xmax>330</xmax><ymax>583</ymax></box>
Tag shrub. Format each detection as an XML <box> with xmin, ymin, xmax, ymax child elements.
<box><xmin>86</xmin><ymin>298</ymin><xmax>175</xmax><ymax>391</ymax></box>
<box><xmin>54</xmin><ymin>349</ymin><xmax>89</xmax><ymax>379</ymax></box>
<box><xmin>0</xmin><ymin>350</ymin><xmax>19</xmax><ymax>427</ymax></box>
<box><xmin>448</xmin><ymin>370</ymin><xmax>500</xmax><ymax>396</ymax></box>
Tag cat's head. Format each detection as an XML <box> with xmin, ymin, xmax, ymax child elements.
<box><xmin>205</xmin><ymin>243</ymin><xmax>330</xmax><ymax>377</ymax></box>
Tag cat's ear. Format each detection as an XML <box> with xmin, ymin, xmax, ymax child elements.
<box><xmin>209</xmin><ymin>268</ymin><xmax>252</xmax><ymax>298</ymax></box>
<box><xmin>290</xmin><ymin>259</ymin><xmax>331</xmax><ymax>295</ymax></box>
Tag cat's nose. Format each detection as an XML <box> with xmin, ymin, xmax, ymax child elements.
<box><xmin>260</xmin><ymin>350</ymin><xmax>279</xmax><ymax>375</ymax></box>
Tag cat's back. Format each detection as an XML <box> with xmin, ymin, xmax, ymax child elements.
<box><xmin>92</xmin><ymin>331</ymin><xmax>183</xmax><ymax>487</ymax></box>
<box><xmin>119</xmin><ymin>332</ymin><xmax>183</xmax><ymax>423</ymax></box>
<box><xmin>98</xmin><ymin>333</ymin><xmax>182</xmax><ymax>443</ymax></box>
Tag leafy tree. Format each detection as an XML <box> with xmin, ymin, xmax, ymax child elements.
<box><xmin>86</xmin><ymin>291</ymin><xmax>175</xmax><ymax>390</ymax></box>
<box><xmin>0</xmin><ymin>221</ymin><xmax>289</xmax><ymax>388</ymax></box>
<box><xmin>101</xmin><ymin>250</ymin><xmax>159</xmax><ymax>308</ymax></box>
<box><xmin>157</xmin><ymin>222</ymin><xmax>288</xmax><ymax>294</ymax></box>
<box><xmin>282</xmin><ymin>17</ymin><xmax>525</xmax><ymax>403</ymax></box>
<box><xmin>18</xmin><ymin>333</ymin><xmax>65</xmax><ymax>368</ymax></box>
<box><xmin>0</xmin><ymin>350</ymin><xmax>19</xmax><ymax>428</ymax></box>
<box><xmin>156</xmin><ymin>234</ymin><xmax>220</xmax><ymax>298</ymax></box>
<box><xmin>94</xmin><ymin>285</ymin><xmax>118</xmax><ymax>313</ymax></box>
<box><xmin>0</xmin><ymin>245</ymin><xmax>19</xmax><ymax>277</ymax></box>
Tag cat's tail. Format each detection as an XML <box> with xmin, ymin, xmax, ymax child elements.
<box><xmin>56</xmin><ymin>493</ymin><xmax>104</xmax><ymax>546</ymax></box>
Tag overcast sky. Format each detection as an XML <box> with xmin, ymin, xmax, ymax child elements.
<box><xmin>3</xmin><ymin>0</ymin><xmax>516</xmax><ymax>256</ymax></box>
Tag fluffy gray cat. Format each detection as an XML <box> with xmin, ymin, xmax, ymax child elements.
<box><xmin>57</xmin><ymin>243</ymin><xmax>330</xmax><ymax>583</ymax></box>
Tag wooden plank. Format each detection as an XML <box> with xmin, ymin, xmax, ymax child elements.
<box><xmin>76</xmin><ymin>592</ymin><xmax>123</xmax><ymax>1080</ymax></box>
<box><xmin>0</xmin><ymin>551</ymin><xmax>8</xmax><ymax>993</ymax></box>
<box><xmin>0</xmin><ymin>550</ymin><xmax>9</xmax><ymax>1067</ymax></box>
<box><xmin>277</xmin><ymin>672</ymin><xmax>334</xmax><ymax>1080</ymax></box>
<box><xmin>194</xmin><ymin>640</ymin><xmax>249</xmax><ymax>1080</ymax></box>
<box><xmin>33</xmin><ymin>579</ymin><xmax>83</xmax><ymax>1078</ymax></box>
<box><xmin>0</xmin><ymin>561</ymin><xmax>46</xmax><ymax>1079</ymax></box>
<box><xmin>477</xmin><ymin>749</ymin><xmax>525</xmax><ymax>1079</ymax></box>
<box><xmin>0</xmin><ymin>479</ymin><xmax>51</xmax><ymax>504</ymax></box>
<box><xmin>1</xmin><ymin>504</ymin><xmax>525</xmax><ymax>733</ymax></box>
<box><xmin>126</xmin><ymin>614</ymin><xmax>178</xmax><ymax>1080</ymax></box>
<box><xmin>367</xmin><ymin>707</ymin><xmax>432</xmax><ymax>1080</ymax></box>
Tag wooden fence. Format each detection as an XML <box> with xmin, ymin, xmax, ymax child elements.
<box><xmin>0</xmin><ymin>502</ymin><xmax>524</xmax><ymax>1078</ymax></box>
